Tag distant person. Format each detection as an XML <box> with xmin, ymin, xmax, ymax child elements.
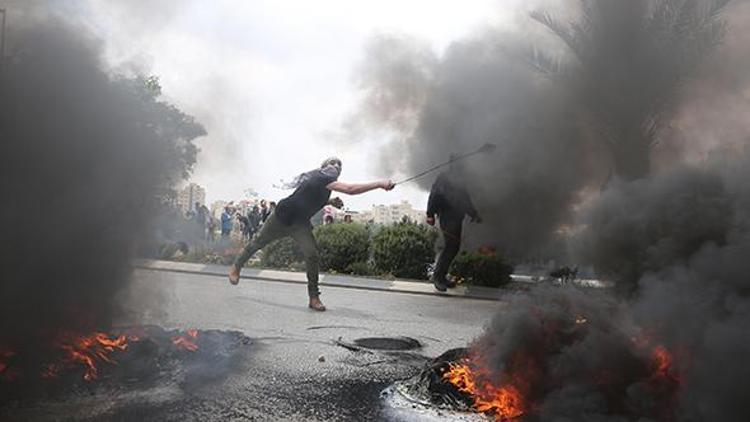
<box><xmin>324</xmin><ymin>215</ymin><xmax>334</xmax><ymax>225</ymax></box>
<box><xmin>228</xmin><ymin>157</ymin><xmax>394</xmax><ymax>311</ymax></box>
<box><xmin>248</xmin><ymin>205</ymin><xmax>262</xmax><ymax>238</ymax></box>
<box><xmin>236</xmin><ymin>212</ymin><xmax>251</xmax><ymax>240</ymax></box>
<box><xmin>220</xmin><ymin>206</ymin><xmax>233</xmax><ymax>238</ymax></box>
<box><xmin>344</xmin><ymin>214</ymin><xmax>353</xmax><ymax>223</ymax></box>
<box><xmin>198</xmin><ymin>204</ymin><xmax>209</xmax><ymax>239</ymax></box>
<box><xmin>195</xmin><ymin>201</ymin><xmax>206</xmax><ymax>223</ymax></box>
<box><xmin>426</xmin><ymin>155</ymin><xmax>481</xmax><ymax>292</ymax></box>
<box><xmin>259</xmin><ymin>200</ymin><xmax>270</xmax><ymax>223</ymax></box>
<box><xmin>207</xmin><ymin>215</ymin><xmax>217</xmax><ymax>242</ymax></box>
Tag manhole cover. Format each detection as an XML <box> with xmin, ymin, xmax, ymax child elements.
<box><xmin>352</xmin><ymin>337</ymin><xmax>422</xmax><ymax>351</ymax></box>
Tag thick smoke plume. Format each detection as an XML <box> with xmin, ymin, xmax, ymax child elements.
<box><xmin>351</xmin><ymin>0</ymin><xmax>750</xmax><ymax>419</ymax></box>
<box><xmin>351</xmin><ymin>0</ymin><xmax>745</xmax><ymax>259</ymax></box>
<box><xmin>0</xmin><ymin>7</ymin><xmax>204</xmax><ymax>359</ymax></box>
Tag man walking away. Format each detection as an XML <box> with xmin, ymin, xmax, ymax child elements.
<box><xmin>426</xmin><ymin>155</ymin><xmax>482</xmax><ymax>292</ymax></box>
<box><xmin>229</xmin><ymin>157</ymin><xmax>394</xmax><ymax>311</ymax></box>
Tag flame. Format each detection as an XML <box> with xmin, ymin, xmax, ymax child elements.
<box><xmin>443</xmin><ymin>360</ymin><xmax>526</xmax><ymax>420</ymax></box>
<box><xmin>651</xmin><ymin>345</ymin><xmax>680</xmax><ymax>384</ymax></box>
<box><xmin>171</xmin><ymin>329</ymin><xmax>199</xmax><ymax>352</ymax></box>
<box><xmin>43</xmin><ymin>332</ymin><xmax>136</xmax><ymax>381</ymax></box>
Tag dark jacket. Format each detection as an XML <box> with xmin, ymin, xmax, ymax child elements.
<box><xmin>427</xmin><ymin>172</ymin><xmax>478</xmax><ymax>221</ymax></box>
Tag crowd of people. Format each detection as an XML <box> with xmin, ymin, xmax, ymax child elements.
<box><xmin>221</xmin><ymin>199</ymin><xmax>277</xmax><ymax>240</ymax></box>
<box><xmin>180</xmin><ymin>199</ymin><xmax>279</xmax><ymax>244</ymax></box>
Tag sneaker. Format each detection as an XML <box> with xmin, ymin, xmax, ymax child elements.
<box><xmin>308</xmin><ymin>297</ymin><xmax>326</xmax><ymax>312</ymax></box>
<box><xmin>228</xmin><ymin>266</ymin><xmax>240</xmax><ymax>285</ymax></box>
<box><xmin>433</xmin><ymin>277</ymin><xmax>448</xmax><ymax>292</ymax></box>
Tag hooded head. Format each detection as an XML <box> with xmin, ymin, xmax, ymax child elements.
<box><xmin>321</xmin><ymin>156</ymin><xmax>342</xmax><ymax>177</ymax></box>
<box><xmin>282</xmin><ymin>156</ymin><xmax>342</xmax><ymax>190</ymax></box>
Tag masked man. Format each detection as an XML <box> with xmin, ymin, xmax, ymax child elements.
<box><xmin>229</xmin><ymin>157</ymin><xmax>395</xmax><ymax>311</ymax></box>
<box><xmin>426</xmin><ymin>156</ymin><xmax>481</xmax><ymax>291</ymax></box>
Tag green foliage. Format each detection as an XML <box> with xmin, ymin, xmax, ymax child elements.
<box><xmin>260</xmin><ymin>237</ymin><xmax>302</xmax><ymax>268</ymax></box>
<box><xmin>346</xmin><ymin>261</ymin><xmax>378</xmax><ymax>277</ymax></box>
<box><xmin>372</xmin><ymin>222</ymin><xmax>437</xmax><ymax>279</ymax></box>
<box><xmin>450</xmin><ymin>251</ymin><xmax>514</xmax><ymax>288</ymax></box>
<box><xmin>313</xmin><ymin>223</ymin><xmax>371</xmax><ymax>272</ymax></box>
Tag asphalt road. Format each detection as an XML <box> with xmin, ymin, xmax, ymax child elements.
<box><xmin>1</xmin><ymin>268</ymin><xmax>507</xmax><ymax>421</ymax></box>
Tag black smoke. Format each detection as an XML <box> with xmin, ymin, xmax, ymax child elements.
<box><xmin>349</xmin><ymin>0</ymin><xmax>743</xmax><ymax>259</ymax></box>
<box><xmin>353</xmin><ymin>30</ymin><xmax>595</xmax><ymax>257</ymax></box>
<box><xmin>0</xmin><ymin>7</ymin><xmax>204</xmax><ymax>359</ymax></box>
<box><xmin>354</xmin><ymin>1</ymin><xmax>750</xmax><ymax>420</ymax></box>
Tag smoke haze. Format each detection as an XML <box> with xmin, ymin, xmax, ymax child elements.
<box><xmin>350</xmin><ymin>0</ymin><xmax>750</xmax><ymax>419</ymax></box>
<box><xmin>0</xmin><ymin>3</ymin><xmax>204</xmax><ymax>359</ymax></box>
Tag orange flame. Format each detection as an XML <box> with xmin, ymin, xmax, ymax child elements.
<box><xmin>171</xmin><ymin>329</ymin><xmax>199</xmax><ymax>352</ymax></box>
<box><xmin>651</xmin><ymin>345</ymin><xmax>680</xmax><ymax>384</ymax></box>
<box><xmin>443</xmin><ymin>360</ymin><xmax>526</xmax><ymax>420</ymax></box>
<box><xmin>43</xmin><ymin>332</ymin><xmax>135</xmax><ymax>381</ymax></box>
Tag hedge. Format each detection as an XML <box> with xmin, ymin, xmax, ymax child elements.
<box><xmin>313</xmin><ymin>223</ymin><xmax>370</xmax><ymax>272</ymax></box>
<box><xmin>372</xmin><ymin>222</ymin><xmax>437</xmax><ymax>279</ymax></box>
<box><xmin>450</xmin><ymin>250</ymin><xmax>514</xmax><ymax>287</ymax></box>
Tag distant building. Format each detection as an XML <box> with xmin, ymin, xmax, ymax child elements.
<box><xmin>177</xmin><ymin>183</ymin><xmax>206</xmax><ymax>215</ymax></box>
<box><xmin>349</xmin><ymin>200</ymin><xmax>425</xmax><ymax>225</ymax></box>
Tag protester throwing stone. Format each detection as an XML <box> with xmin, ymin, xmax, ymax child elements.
<box><xmin>426</xmin><ymin>155</ymin><xmax>481</xmax><ymax>292</ymax></box>
<box><xmin>228</xmin><ymin>157</ymin><xmax>395</xmax><ymax>311</ymax></box>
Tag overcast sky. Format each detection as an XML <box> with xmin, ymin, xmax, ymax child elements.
<box><xmin>76</xmin><ymin>0</ymin><xmax>523</xmax><ymax>210</ymax></box>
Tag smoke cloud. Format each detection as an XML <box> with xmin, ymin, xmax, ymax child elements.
<box><xmin>0</xmin><ymin>4</ymin><xmax>204</xmax><ymax>359</ymax></box>
<box><xmin>353</xmin><ymin>29</ymin><xmax>597</xmax><ymax>256</ymax></box>
<box><xmin>352</xmin><ymin>0</ymin><xmax>750</xmax><ymax>419</ymax></box>
<box><xmin>350</xmin><ymin>0</ymin><xmax>748</xmax><ymax>260</ymax></box>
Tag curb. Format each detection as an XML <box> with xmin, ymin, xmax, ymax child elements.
<box><xmin>134</xmin><ymin>259</ymin><xmax>510</xmax><ymax>302</ymax></box>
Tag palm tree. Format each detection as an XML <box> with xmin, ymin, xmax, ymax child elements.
<box><xmin>530</xmin><ymin>0</ymin><xmax>730</xmax><ymax>180</ymax></box>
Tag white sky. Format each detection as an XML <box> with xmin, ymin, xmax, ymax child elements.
<box><xmin>80</xmin><ymin>0</ymin><xmax>520</xmax><ymax>210</ymax></box>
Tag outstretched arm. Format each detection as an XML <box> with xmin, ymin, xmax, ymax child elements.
<box><xmin>327</xmin><ymin>180</ymin><xmax>394</xmax><ymax>195</ymax></box>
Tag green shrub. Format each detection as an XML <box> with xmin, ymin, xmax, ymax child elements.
<box><xmin>260</xmin><ymin>237</ymin><xmax>302</xmax><ymax>268</ymax></box>
<box><xmin>313</xmin><ymin>223</ymin><xmax>370</xmax><ymax>272</ymax></box>
<box><xmin>450</xmin><ymin>251</ymin><xmax>514</xmax><ymax>288</ymax></box>
<box><xmin>372</xmin><ymin>222</ymin><xmax>437</xmax><ymax>279</ymax></box>
<box><xmin>346</xmin><ymin>261</ymin><xmax>378</xmax><ymax>276</ymax></box>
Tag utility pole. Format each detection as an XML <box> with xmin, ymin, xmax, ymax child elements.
<box><xmin>0</xmin><ymin>8</ymin><xmax>6</xmax><ymax>67</ymax></box>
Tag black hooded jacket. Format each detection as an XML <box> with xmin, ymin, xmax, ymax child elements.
<box><xmin>427</xmin><ymin>172</ymin><xmax>478</xmax><ymax>221</ymax></box>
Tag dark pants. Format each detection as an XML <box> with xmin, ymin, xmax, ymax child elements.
<box><xmin>433</xmin><ymin>217</ymin><xmax>463</xmax><ymax>282</ymax></box>
<box><xmin>233</xmin><ymin>213</ymin><xmax>321</xmax><ymax>298</ymax></box>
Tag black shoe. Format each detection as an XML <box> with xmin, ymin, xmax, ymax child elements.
<box><xmin>433</xmin><ymin>278</ymin><xmax>448</xmax><ymax>292</ymax></box>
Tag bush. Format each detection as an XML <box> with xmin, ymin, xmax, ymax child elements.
<box><xmin>346</xmin><ymin>261</ymin><xmax>378</xmax><ymax>276</ymax></box>
<box><xmin>450</xmin><ymin>250</ymin><xmax>514</xmax><ymax>288</ymax></box>
<box><xmin>313</xmin><ymin>223</ymin><xmax>370</xmax><ymax>272</ymax></box>
<box><xmin>372</xmin><ymin>222</ymin><xmax>437</xmax><ymax>279</ymax></box>
<box><xmin>260</xmin><ymin>237</ymin><xmax>302</xmax><ymax>268</ymax></box>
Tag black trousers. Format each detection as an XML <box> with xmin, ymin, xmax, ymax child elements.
<box><xmin>434</xmin><ymin>217</ymin><xmax>463</xmax><ymax>281</ymax></box>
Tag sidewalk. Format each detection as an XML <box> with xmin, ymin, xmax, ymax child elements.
<box><xmin>134</xmin><ymin>259</ymin><xmax>513</xmax><ymax>301</ymax></box>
